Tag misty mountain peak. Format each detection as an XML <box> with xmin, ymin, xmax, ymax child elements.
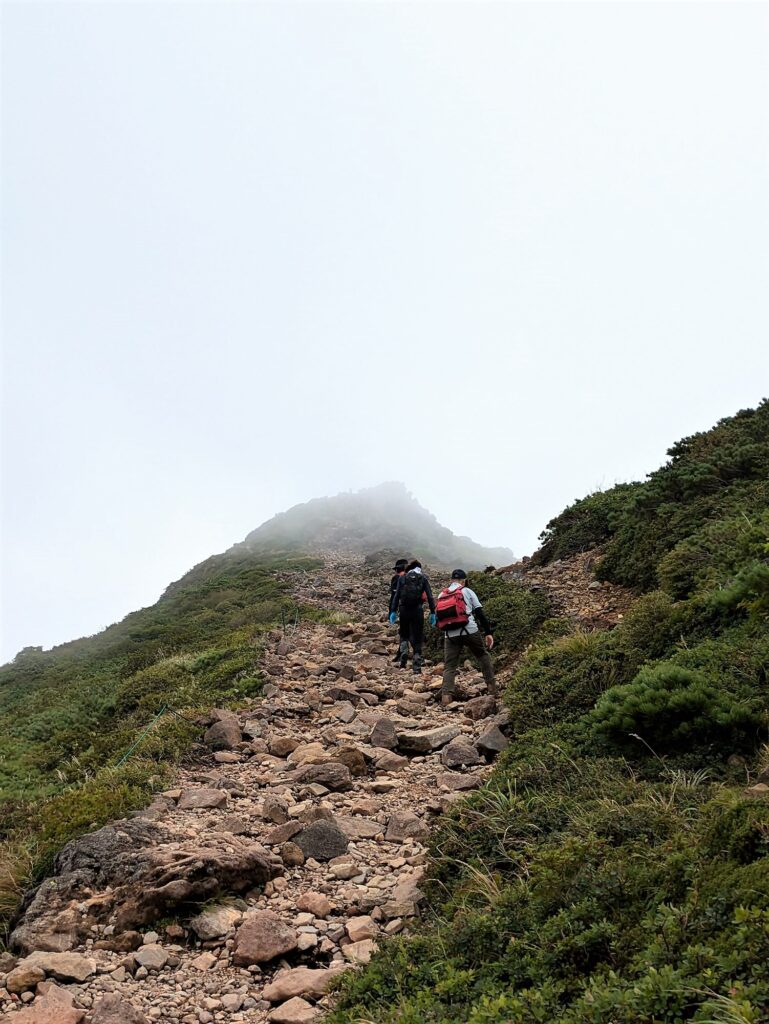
<box><xmin>242</xmin><ymin>484</ymin><xmax>513</xmax><ymax>568</ymax></box>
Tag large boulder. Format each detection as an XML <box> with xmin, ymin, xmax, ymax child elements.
<box><xmin>369</xmin><ymin>718</ymin><xmax>398</xmax><ymax>749</ymax></box>
<box><xmin>20</xmin><ymin>951</ymin><xmax>95</xmax><ymax>983</ymax></box>
<box><xmin>233</xmin><ymin>911</ymin><xmax>298</xmax><ymax>965</ymax></box>
<box><xmin>10</xmin><ymin>820</ymin><xmax>282</xmax><ymax>954</ymax></box>
<box><xmin>476</xmin><ymin>725</ymin><xmax>509</xmax><ymax>760</ymax></box>
<box><xmin>14</xmin><ymin>984</ymin><xmax>84</xmax><ymax>1024</ymax></box>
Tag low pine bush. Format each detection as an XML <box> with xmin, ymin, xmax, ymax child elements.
<box><xmin>588</xmin><ymin>664</ymin><xmax>765</xmax><ymax>755</ymax></box>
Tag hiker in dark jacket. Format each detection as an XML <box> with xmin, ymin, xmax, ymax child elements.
<box><xmin>389</xmin><ymin>559</ymin><xmax>436</xmax><ymax>673</ymax></box>
<box><xmin>388</xmin><ymin>558</ymin><xmax>409</xmax><ymax>663</ymax></box>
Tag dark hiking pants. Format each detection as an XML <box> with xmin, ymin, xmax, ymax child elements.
<box><xmin>399</xmin><ymin>605</ymin><xmax>425</xmax><ymax>668</ymax></box>
<box><xmin>441</xmin><ymin>631</ymin><xmax>497</xmax><ymax>697</ymax></box>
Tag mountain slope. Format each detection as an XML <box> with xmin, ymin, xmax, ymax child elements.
<box><xmin>242</xmin><ymin>482</ymin><xmax>514</xmax><ymax>567</ymax></box>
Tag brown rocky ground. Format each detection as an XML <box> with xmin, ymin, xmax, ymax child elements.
<box><xmin>1</xmin><ymin>552</ymin><xmax>629</xmax><ymax>1023</ymax></box>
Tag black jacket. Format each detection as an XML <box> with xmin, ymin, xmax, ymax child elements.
<box><xmin>389</xmin><ymin>573</ymin><xmax>404</xmax><ymax>614</ymax></box>
<box><xmin>391</xmin><ymin>570</ymin><xmax>436</xmax><ymax>614</ymax></box>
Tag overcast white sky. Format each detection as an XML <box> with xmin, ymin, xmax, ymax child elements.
<box><xmin>2</xmin><ymin>1</ymin><xmax>768</xmax><ymax>663</ymax></box>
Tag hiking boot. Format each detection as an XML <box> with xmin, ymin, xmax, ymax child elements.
<box><xmin>440</xmin><ymin>693</ymin><xmax>455</xmax><ymax>707</ymax></box>
<box><xmin>399</xmin><ymin>654</ymin><xmax>408</xmax><ymax>669</ymax></box>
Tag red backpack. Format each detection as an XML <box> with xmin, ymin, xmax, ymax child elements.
<box><xmin>435</xmin><ymin>586</ymin><xmax>470</xmax><ymax>630</ymax></box>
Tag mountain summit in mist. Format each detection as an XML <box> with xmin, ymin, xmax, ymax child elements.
<box><xmin>242</xmin><ymin>482</ymin><xmax>514</xmax><ymax>567</ymax></box>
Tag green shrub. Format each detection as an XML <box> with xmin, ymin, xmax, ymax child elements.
<box><xmin>588</xmin><ymin>664</ymin><xmax>765</xmax><ymax>755</ymax></box>
<box><xmin>533</xmin><ymin>484</ymin><xmax>637</xmax><ymax>566</ymax></box>
<box><xmin>505</xmin><ymin>630</ymin><xmax>629</xmax><ymax>732</ymax></box>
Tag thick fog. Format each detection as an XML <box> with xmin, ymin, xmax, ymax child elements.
<box><xmin>2</xmin><ymin>2</ymin><xmax>768</xmax><ymax>662</ymax></box>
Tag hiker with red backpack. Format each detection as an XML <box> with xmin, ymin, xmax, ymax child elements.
<box><xmin>435</xmin><ymin>569</ymin><xmax>497</xmax><ymax>707</ymax></box>
<box><xmin>389</xmin><ymin>559</ymin><xmax>436</xmax><ymax>673</ymax></box>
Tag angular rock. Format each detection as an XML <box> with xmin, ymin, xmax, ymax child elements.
<box><xmin>294</xmin><ymin>821</ymin><xmax>349</xmax><ymax>862</ymax></box>
<box><xmin>178</xmin><ymin>788</ymin><xmax>227</xmax><ymax>810</ymax></box>
<box><xmin>385</xmin><ymin>811</ymin><xmax>429</xmax><ymax>843</ymax></box>
<box><xmin>21</xmin><ymin>951</ymin><xmax>96</xmax><ymax>983</ymax></box>
<box><xmin>133</xmin><ymin>943</ymin><xmax>169</xmax><ymax>971</ymax></box>
<box><xmin>263</xmin><ymin>965</ymin><xmax>340</xmax><ymax>1002</ymax></box>
<box><xmin>369</xmin><ymin>717</ymin><xmax>398</xmax><ymax>749</ymax></box>
<box><xmin>335</xmin><ymin>815</ymin><xmax>381</xmax><ymax>840</ymax></box>
<box><xmin>441</xmin><ymin>738</ymin><xmax>484</xmax><ymax>769</ymax></box>
<box><xmin>5</xmin><ymin>964</ymin><xmax>45</xmax><ymax>993</ymax></box>
<box><xmin>270</xmin><ymin>736</ymin><xmax>302</xmax><ymax>757</ymax></box>
<box><xmin>203</xmin><ymin>719</ymin><xmax>242</xmax><ymax>751</ymax></box>
<box><xmin>397</xmin><ymin>724</ymin><xmax>460</xmax><ymax>754</ymax></box>
<box><xmin>464</xmin><ymin>695</ymin><xmax>497</xmax><ymax>721</ymax></box>
<box><xmin>334</xmin><ymin>746</ymin><xmax>367</xmax><ymax>777</ymax></box>
<box><xmin>345</xmin><ymin>915</ymin><xmax>377</xmax><ymax>942</ymax></box>
<box><xmin>438</xmin><ymin>772</ymin><xmax>484</xmax><ymax>791</ymax></box>
<box><xmin>292</xmin><ymin>762</ymin><xmax>353</xmax><ymax>792</ymax></box>
<box><xmin>268</xmin><ymin>997</ymin><xmax>319</xmax><ymax>1023</ymax></box>
<box><xmin>188</xmin><ymin>904</ymin><xmax>242</xmax><ymax>940</ymax></box>
<box><xmin>343</xmin><ymin>939</ymin><xmax>377</xmax><ymax>963</ymax></box>
<box><xmin>91</xmin><ymin>993</ymin><xmax>150</xmax><ymax>1024</ymax></box>
<box><xmin>374</xmin><ymin>750</ymin><xmax>408</xmax><ymax>772</ymax></box>
<box><xmin>296</xmin><ymin>892</ymin><xmax>333</xmax><ymax>918</ymax></box>
<box><xmin>233</xmin><ymin>911</ymin><xmax>298</xmax><ymax>965</ymax></box>
<box><xmin>476</xmin><ymin>725</ymin><xmax>510</xmax><ymax>759</ymax></box>
<box><xmin>267</xmin><ymin>821</ymin><xmax>303</xmax><ymax>846</ymax></box>
<box><xmin>262</xmin><ymin>794</ymin><xmax>290</xmax><ymax>824</ymax></box>
<box><xmin>288</xmin><ymin>743</ymin><xmax>329</xmax><ymax>766</ymax></box>
<box><xmin>14</xmin><ymin>984</ymin><xmax>84</xmax><ymax>1024</ymax></box>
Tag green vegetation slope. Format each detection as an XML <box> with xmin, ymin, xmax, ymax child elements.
<box><xmin>329</xmin><ymin>400</ymin><xmax>769</xmax><ymax>1024</ymax></box>
<box><xmin>0</xmin><ymin>550</ymin><xmax>322</xmax><ymax>937</ymax></box>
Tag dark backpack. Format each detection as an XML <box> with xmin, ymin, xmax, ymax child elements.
<box><xmin>399</xmin><ymin>570</ymin><xmax>424</xmax><ymax>607</ymax></box>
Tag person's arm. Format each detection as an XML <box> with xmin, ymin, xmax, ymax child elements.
<box><xmin>390</xmin><ymin>577</ymin><xmax>402</xmax><ymax>614</ymax></box>
<box><xmin>475</xmin><ymin>606</ymin><xmax>492</xmax><ymax>635</ymax></box>
<box><xmin>423</xmin><ymin>577</ymin><xmax>436</xmax><ymax>613</ymax></box>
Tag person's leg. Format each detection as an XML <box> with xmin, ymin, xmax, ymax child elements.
<box><xmin>465</xmin><ymin>631</ymin><xmax>498</xmax><ymax>697</ymax></box>
<box><xmin>411</xmin><ymin>611</ymin><xmax>425</xmax><ymax>673</ymax></box>
<box><xmin>396</xmin><ymin>615</ymin><xmax>410</xmax><ymax>665</ymax></box>
<box><xmin>441</xmin><ymin>636</ymin><xmax>462</xmax><ymax>698</ymax></box>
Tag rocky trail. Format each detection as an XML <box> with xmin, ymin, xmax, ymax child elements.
<box><xmin>1</xmin><ymin>554</ymin><xmax>628</xmax><ymax>1024</ymax></box>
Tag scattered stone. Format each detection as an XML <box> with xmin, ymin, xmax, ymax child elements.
<box><xmin>343</xmin><ymin>939</ymin><xmax>377</xmax><ymax>964</ymax></box>
<box><xmin>14</xmin><ymin>984</ymin><xmax>84</xmax><ymax>1024</ymax></box>
<box><xmin>295</xmin><ymin>821</ymin><xmax>349</xmax><ymax>861</ymax></box>
<box><xmin>476</xmin><ymin>725</ymin><xmax>509</xmax><ymax>759</ymax></box>
<box><xmin>191</xmin><ymin>952</ymin><xmax>218</xmax><ymax>971</ymax></box>
<box><xmin>397</xmin><ymin>724</ymin><xmax>460</xmax><ymax>754</ymax></box>
<box><xmin>263</xmin><ymin>965</ymin><xmax>340</xmax><ymax>1002</ymax></box>
<box><xmin>441</xmin><ymin>738</ymin><xmax>484</xmax><ymax>769</ymax></box>
<box><xmin>233</xmin><ymin>911</ymin><xmax>298</xmax><ymax>965</ymax></box>
<box><xmin>292</xmin><ymin>763</ymin><xmax>353</xmax><ymax>791</ymax></box>
<box><xmin>5</xmin><ymin>964</ymin><xmax>46</xmax><ymax>993</ymax></box>
<box><xmin>267</xmin><ymin>996</ymin><xmax>319</xmax><ymax>1023</ymax></box>
<box><xmin>334</xmin><ymin>745</ymin><xmax>368</xmax><ymax>776</ymax></box>
<box><xmin>296</xmin><ymin>892</ymin><xmax>333</xmax><ymax>918</ymax></box>
<box><xmin>374</xmin><ymin>750</ymin><xmax>408</xmax><ymax>772</ymax></box>
<box><xmin>385</xmin><ymin>811</ymin><xmax>429</xmax><ymax>842</ymax></box>
<box><xmin>369</xmin><ymin>718</ymin><xmax>398</xmax><ymax>749</ymax></box>
<box><xmin>464</xmin><ymin>695</ymin><xmax>497</xmax><ymax>721</ymax></box>
<box><xmin>281</xmin><ymin>842</ymin><xmax>306</xmax><ymax>867</ymax></box>
<box><xmin>21</xmin><ymin>951</ymin><xmax>96</xmax><ymax>983</ymax></box>
<box><xmin>178</xmin><ymin>788</ymin><xmax>228</xmax><ymax>810</ymax></box>
<box><xmin>203</xmin><ymin>718</ymin><xmax>242</xmax><ymax>751</ymax></box>
<box><xmin>133</xmin><ymin>943</ymin><xmax>169</xmax><ymax>971</ymax></box>
<box><xmin>346</xmin><ymin>915</ymin><xmax>377</xmax><ymax>942</ymax></box>
<box><xmin>91</xmin><ymin>993</ymin><xmax>150</xmax><ymax>1024</ymax></box>
<box><xmin>188</xmin><ymin>904</ymin><xmax>242</xmax><ymax>940</ymax></box>
<box><xmin>267</xmin><ymin>821</ymin><xmax>303</xmax><ymax>845</ymax></box>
